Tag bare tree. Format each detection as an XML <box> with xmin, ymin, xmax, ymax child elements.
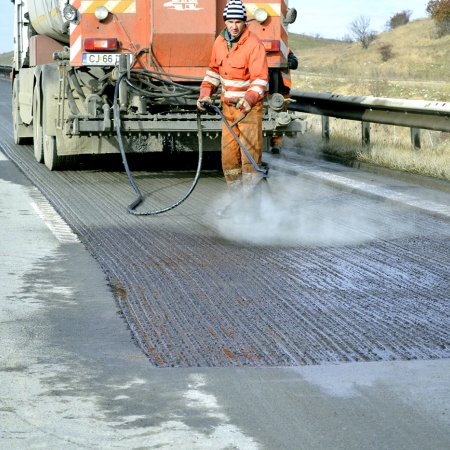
<box><xmin>348</xmin><ymin>15</ymin><xmax>377</xmax><ymax>49</ymax></box>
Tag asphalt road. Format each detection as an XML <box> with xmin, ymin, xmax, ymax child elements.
<box><xmin>1</xmin><ymin>77</ymin><xmax>450</xmax><ymax>449</ymax></box>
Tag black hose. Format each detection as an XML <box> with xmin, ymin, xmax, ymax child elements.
<box><xmin>68</xmin><ymin>69</ymin><xmax>86</xmax><ymax>102</ymax></box>
<box><xmin>113</xmin><ymin>73</ymin><xmax>204</xmax><ymax>215</ymax></box>
<box><xmin>132</xmin><ymin>71</ymin><xmax>202</xmax><ymax>91</ymax></box>
<box><xmin>124</xmin><ymin>77</ymin><xmax>195</xmax><ymax>98</ymax></box>
<box><xmin>127</xmin><ymin>71</ymin><xmax>200</xmax><ymax>97</ymax></box>
<box><xmin>65</xmin><ymin>82</ymin><xmax>80</xmax><ymax>115</ymax></box>
<box><xmin>139</xmin><ymin>68</ymin><xmax>204</xmax><ymax>82</ymax></box>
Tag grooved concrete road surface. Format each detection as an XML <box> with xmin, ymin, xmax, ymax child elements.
<box><xmin>1</xmin><ymin>78</ymin><xmax>450</xmax><ymax>449</ymax></box>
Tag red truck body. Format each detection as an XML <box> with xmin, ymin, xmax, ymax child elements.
<box><xmin>12</xmin><ymin>0</ymin><xmax>303</xmax><ymax>170</ymax></box>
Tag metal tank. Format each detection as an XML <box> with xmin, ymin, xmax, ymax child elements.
<box><xmin>27</xmin><ymin>0</ymin><xmax>69</xmax><ymax>43</ymax></box>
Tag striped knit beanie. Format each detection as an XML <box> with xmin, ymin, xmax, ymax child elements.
<box><xmin>223</xmin><ymin>0</ymin><xmax>247</xmax><ymax>22</ymax></box>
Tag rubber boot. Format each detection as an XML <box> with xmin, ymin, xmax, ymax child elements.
<box><xmin>216</xmin><ymin>179</ymin><xmax>243</xmax><ymax>219</ymax></box>
<box><xmin>270</xmin><ymin>136</ymin><xmax>282</xmax><ymax>154</ymax></box>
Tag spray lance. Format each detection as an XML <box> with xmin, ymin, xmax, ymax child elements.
<box><xmin>199</xmin><ymin>100</ymin><xmax>269</xmax><ymax>178</ymax></box>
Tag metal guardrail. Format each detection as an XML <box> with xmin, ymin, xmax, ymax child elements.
<box><xmin>0</xmin><ymin>65</ymin><xmax>11</xmax><ymax>78</ymax></box>
<box><xmin>289</xmin><ymin>89</ymin><xmax>450</xmax><ymax>149</ymax></box>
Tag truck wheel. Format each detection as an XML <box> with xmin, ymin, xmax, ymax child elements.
<box><xmin>43</xmin><ymin>134</ymin><xmax>62</xmax><ymax>170</ymax></box>
<box><xmin>12</xmin><ymin>78</ymin><xmax>32</xmax><ymax>145</ymax></box>
<box><xmin>43</xmin><ymin>134</ymin><xmax>78</xmax><ymax>171</ymax></box>
<box><xmin>33</xmin><ymin>85</ymin><xmax>44</xmax><ymax>163</ymax></box>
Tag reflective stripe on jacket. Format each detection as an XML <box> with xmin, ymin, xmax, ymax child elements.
<box><xmin>200</xmin><ymin>27</ymin><xmax>268</xmax><ymax>107</ymax></box>
<box><xmin>280</xmin><ymin>71</ymin><xmax>292</xmax><ymax>90</ymax></box>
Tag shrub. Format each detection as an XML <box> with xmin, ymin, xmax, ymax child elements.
<box><xmin>386</xmin><ymin>10</ymin><xmax>412</xmax><ymax>30</ymax></box>
<box><xmin>378</xmin><ymin>43</ymin><xmax>394</xmax><ymax>62</ymax></box>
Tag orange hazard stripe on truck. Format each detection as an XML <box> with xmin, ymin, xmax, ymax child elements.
<box><xmin>80</xmin><ymin>0</ymin><xmax>136</xmax><ymax>14</ymax></box>
<box><xmin>70</xmin><ymin>0</ymin><xmax>136</xmax><ymax>65</ymax></box>
<box><xmin>70</xmin><ymin>0</ymin><xmax>82</xmax><ymax>66</ymax></box>
<box><xmin>244</xmin><ymin>2</ymin><xmax>289</xmax><ymax>59</ymax></box>
<box><xmin>243</xmin><ymin>3</ymin><xmax>281</xmax><ymax>17</ymax></box>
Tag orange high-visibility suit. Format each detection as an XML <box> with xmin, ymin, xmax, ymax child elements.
<box><xmin>199</xmin><ymin>26</ymin><xmax>268</xmax><ymax>191</ymax></box>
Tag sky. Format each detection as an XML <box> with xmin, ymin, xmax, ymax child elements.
<box><xmin>287</xmin><ymin>0</ymin><xmax>429</xmax><ymax>39</ymax></box>
<box><xmin>1</xmin><ymin>1</ymin><xmax>14</xmax><ymax>54</ymax></box>
<box><xmin>0</xmin><ymin>1</ymin><xmax>430</xmax><ymax>55</ymax></box>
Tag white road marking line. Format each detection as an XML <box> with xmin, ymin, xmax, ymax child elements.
<box><xmin>31</xmin><ymin>202</ymin><xmax>80</xmax><ymax>244</ymax></box>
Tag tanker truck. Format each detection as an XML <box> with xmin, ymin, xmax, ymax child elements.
<box><xmin>11</xmin><ymin>0</ymin><xmax>303</xmax><ymax>170</ymax></box>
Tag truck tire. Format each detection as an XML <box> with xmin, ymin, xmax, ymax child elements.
<box><xmin>33</xmin><ymin>84</ymin><xmax>44</xmax><ymax>163</ymax></box>
<box><xmin>12</xmin><ymin>78</ymin><xmax>32</xmax><ymax>145</ymax></box>
<box><xmin>43</xmin><ymin>134</ymin><xmax>60</xmax><ymax>170</ymax></box>
<box><xmin>43</xmin><ymin>133</ymin><xmax>78</xmax><ymax>171</ymax></box>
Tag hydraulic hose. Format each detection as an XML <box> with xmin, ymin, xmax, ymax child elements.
<box><xmin>65</xmin><ymin>82</ymin><xmax>80</xmax><ymax>116</ymax></box>
<box><xmin>68</xmin><ymin>68</ymin><xmax>86</xmax><ymax>102</ymax></box>
<box><xmin>113</xmin><ymin>73</ymin><xmax>204</xmax><ymax>215</ymax></box>
<box><xmin>127</xmin><ymin>70</ymin><xmax>200</xmax><ymax>98</ymax></box>
<box><xmin>124</xmin><ymin>77</ymin><xmax>192</xmax><ymax>98</ymax></box>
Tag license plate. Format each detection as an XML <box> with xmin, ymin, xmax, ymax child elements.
<box><xmin>82</xmin><ymin>53</ymin><xmax>133</xmax><ymax>66</ymax></box>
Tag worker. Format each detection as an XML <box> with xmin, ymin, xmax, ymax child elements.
<box><xmin>270</xmin><ymin>49</ymin><xmax>298</xmax><ymax>154</ymax></box>
<box><xmin>197</xmin><ymin>0</ymin><xmax>269</xmax><ymax>220</ymax></box>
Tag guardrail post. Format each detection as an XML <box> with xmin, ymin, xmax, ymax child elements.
<box><xmin>411</xmin><ymin>128</ymin><xmax>421</xmax><ymax>150</ymax></box>
<box><xmin>322</xmin><ymin>116</ymin><xmax>330</xmax><ymax>142</ymax></box>
<box><xmin>362</xmin><ymin>121</ymin><xmax>371</xmax><ymax>149</ymax></box>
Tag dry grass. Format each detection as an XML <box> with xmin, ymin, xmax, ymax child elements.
<box><xmin>293</xmin><ymin>116</ymin><xmax>450</xmax><ymax>181</ymax></box>
<box><xmin>290</xmin><ymin>18</ymin><xmax>450</xmax><ymax>99</ymax></box>
<box><xmin>288</xmin><ymin>18</ymin><xmax>450</xmax><ymax>180</ymax></box>
<box><xmin>0</xmin><ymin>52</ymin><xmax>13</xmax><ymax>66</ymax></box>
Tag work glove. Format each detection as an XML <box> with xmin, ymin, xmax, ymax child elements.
<box><xmin>288</xmin><ymin>51</ymin><xmax>298</xmax><ymax>70</ymax></box>
<box><xmin>236</xmin><ymin>98</ymin><xmax>252</xmax><ymax>115</ymax></box>
<box><xmin>197</xmin><ymin>96</ymin><xmax>212</xmax><ymax>111</ymax></box>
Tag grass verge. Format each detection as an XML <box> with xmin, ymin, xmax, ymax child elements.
<box><xmin>293</xmin><ymin>115</ymin><xmax>450</xmax><ymax>181</ymax></box>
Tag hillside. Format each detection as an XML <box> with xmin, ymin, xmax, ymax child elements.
<box><xmin>0</xmin><ymin>52</ymin><xmax>13</xmax><ymax>66</ymax></box>
<box><xmin>288</xmin><ymin>18</ymin><xmax>450</xmax><ymax>101</ymax></box>
<box><xmin>287</xmin><ymin>33</ymin><xmax>341</xmax><ymax>51</ymax></box>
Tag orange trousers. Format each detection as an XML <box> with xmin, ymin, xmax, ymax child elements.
<box><xmin>221</xmin><ymin>101</ymin><xmax>263</xmax><ymax>185</ymax></box>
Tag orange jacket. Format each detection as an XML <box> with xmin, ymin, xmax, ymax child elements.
<box><xmin>280</xmin><ymin>70</ymin><xmax>292</xmax><ymax>91</ymax></box>
<box><xmin>279</xmin><ymin>49</ymin><xmax>298</xmax><ymax>92</ymax></box>
<box><xmin>200</xmin><ymin>27</ymin><xmax>268</xmax><ymax>107</ymax></box>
